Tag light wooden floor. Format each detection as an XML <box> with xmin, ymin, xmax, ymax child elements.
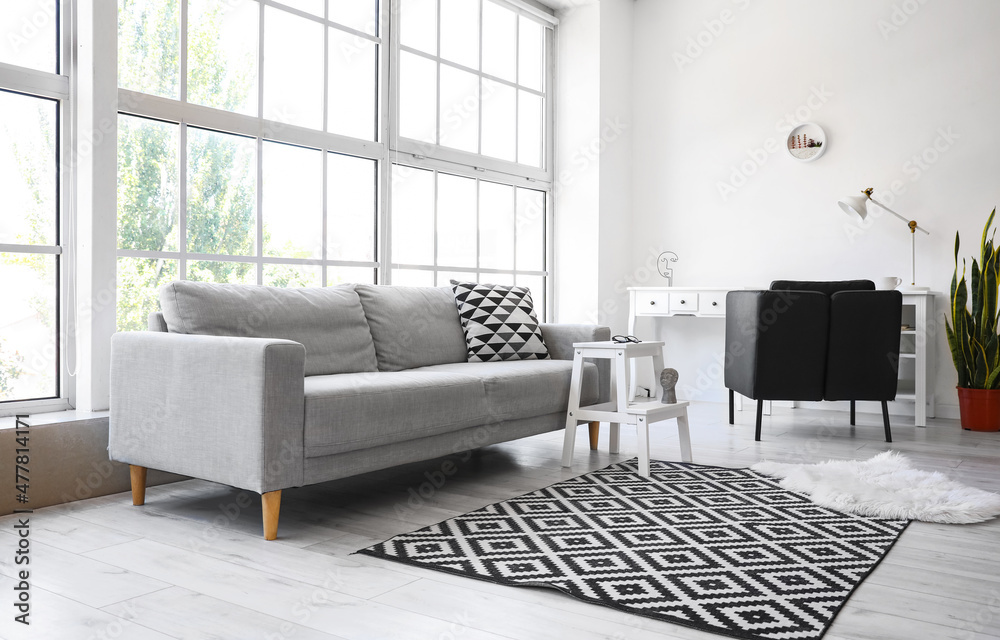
<box><xmin>2</xmin><ymin>404</ymin><xmax>1000</xmax><ymax>640</ymax></box>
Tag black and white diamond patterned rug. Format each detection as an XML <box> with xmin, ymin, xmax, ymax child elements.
<box><xmin>357</xmin><ymin>459</ymin><xmax>909</xmax><ymax>640</ymax></box>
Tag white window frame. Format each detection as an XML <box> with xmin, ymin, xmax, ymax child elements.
<box><xmin>116</xmin><ymin>0</ymin><xmax>385</xmax><ymax>287</ymax></box>
<box><xmin>386</xmin><ymin>0</ymin><xmax>556</xmax><ymax>315</ymax></box>
<box><xmin>387</xmin><ymin>165</ymin><xmax>550</xmax><ymax>290</ymax></box>
<box><xmin>0</xmin><ymin>0</ymin><xmax>75</xmax><ymax>417</ymax></box>
<box><xmin>389</xmin><ymin>0</ymin><xmax>554</xmax><ymax>180</ymax></box>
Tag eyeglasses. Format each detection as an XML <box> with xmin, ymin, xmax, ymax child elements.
<box><xmin>612</xmin><ymin>335</ymin><xmax>641</xmax><ymax>344</ymax></box>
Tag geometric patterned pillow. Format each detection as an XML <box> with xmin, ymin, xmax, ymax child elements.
<box><xmin>450</xmin><ymin>280</ymin><xmax>550</xmax><ymax>362</ymax></box>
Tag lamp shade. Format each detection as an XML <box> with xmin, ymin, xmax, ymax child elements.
<box><xmin>838</xmin><ymin>195</ymin><xmax>870</xmax><ymax>219</ymax></box>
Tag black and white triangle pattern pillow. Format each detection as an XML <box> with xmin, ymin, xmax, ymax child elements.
<box><xmin>451</xmin><ymin>281</ymin><xmax>549</xmax><ymax>362</ymax></box>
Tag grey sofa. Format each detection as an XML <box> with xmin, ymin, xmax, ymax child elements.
<box><xmin>109</xmin><ymin>282</ymin><xmax>610</xmax><ymax>539</ymax></box>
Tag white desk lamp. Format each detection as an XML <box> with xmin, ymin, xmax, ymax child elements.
<box><xmin>838</xmin><ymin>188</ymin><xmax>930</xmax><ymax>291</ymax></box>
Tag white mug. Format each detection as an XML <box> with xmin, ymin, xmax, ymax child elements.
<box><xmin>877</xmin><ymin>276</ymin><xmax>902</xmax><ymax>290</ymax></box>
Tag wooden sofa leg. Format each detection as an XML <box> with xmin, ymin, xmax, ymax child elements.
<box><xmin>130</xmin><ymin>465</ymin><xmax>147</xmax><ymax>506</ymax></box>
<box><xmin>728</xmin><ymin>389</ymin><xmax>735</xmax><ymax>425</ymax></box>
<box><xmin>588</xmin><ymin>421</ymin><xmax>600</xmax><ymax>450</ymax></box>
<box><xmin>262</xmin><ymin>490</ymin><xmax>282</xmax><ymax>541</ymax></box>
<box><xmin>850</xmin><ymin>400</ymin><xmax>856</xmax><ymax>426</ymax></box>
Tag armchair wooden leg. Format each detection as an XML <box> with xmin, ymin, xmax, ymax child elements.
<box><xmin>262</xmin><ymin>490</ymin><xmax>282</xmax><ymax>541</ymax></box>
<box><xmin>129</xmin><ymin>465</ymin><xmax>147</xmax><ymax>506</ymax></box>
<box><xmin>728</xmin><ymin>389</ymin><xmax>735</xmax><ymax>425</ymax></box>
<box><xmin>881</xmin><ymin>400</ymin><xmax>892</xmax><ymax>443</ymax></box>
<box><xmin>850</xmin><ymin>400</ymin><xmax>856</xmax><ymax>426</ymax></box>
<box><xmin>588</xmin><ymin>421</ymin><xmax>600</xmax><ymax>450</ymax></box>
<box><xmin>755</xmin><ymin>400</ymin><xmax>764</xmax><ymax>442</ymax></box>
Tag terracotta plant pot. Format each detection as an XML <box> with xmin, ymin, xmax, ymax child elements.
<box><xmin>956</xmin><ymin>387</ymin><xmax>1000</xmax><ymax>431</ymax></box>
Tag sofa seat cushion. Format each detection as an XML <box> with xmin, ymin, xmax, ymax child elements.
<box><xmin>303</xmin><ymin>371</ymin><xmax>490</xmax><ymax>457</ymax></box>
<box><xmin>411</xmin><ymin>360</ymin><xmax>600</xmax><ymax>422</ymax></box>
<box><xmin>355</xmin><ymin>284</ymin><xmax>468</xmax><ymax>371</ymax></box>
<box><xmin>159</xmin><ymin>281</ymin><xmax>378</xmax><ymax>376</ymax></box>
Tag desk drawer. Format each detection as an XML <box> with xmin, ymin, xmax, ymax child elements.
<box><xmin>669</xmin><ymin>293</ymin><xmax>698</xmax><ymax>313</ymax></box>
<box><xmin>635</xmin><ymin>290</ymin><xmax>670</xmax><ymax>314</ymax></box>
<box><xmin>701</xmin><ymin>291</ymin><xmax>726</xmax><ymax>316</ymax></box>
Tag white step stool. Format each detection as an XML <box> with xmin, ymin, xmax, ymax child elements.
<box><xmin>560</xmin><ymin>341</ymin><xmax>692</xmax><ymax>477</ymax></box>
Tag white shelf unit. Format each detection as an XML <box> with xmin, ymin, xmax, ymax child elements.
<box><xmin>896</xmin><ymin>291</ymin><xmax>937</xmax><ymax>426</ymax></box>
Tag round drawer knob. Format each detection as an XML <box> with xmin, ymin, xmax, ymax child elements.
<box><xmin>649</xmin><ymin>300</ymin><xmax>655</xmax><ymax>305</ymax></box>
<box><xmin>680</xmin><ymin>300</ymin><xmax>686</xmax><ymax>304</ymax></box>
<box><xmin>712</xmin><ymin>301</ymin><xmax>718</xmax><ymax>306</ymax></box>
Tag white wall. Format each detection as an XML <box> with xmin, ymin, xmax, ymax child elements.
<box><xmin>553</xmin><ymin>2</ymin><xmax>601</xmax><ymax>324</ymax></box>
<box><xmin>552</xmin><ymin>0</ymin><xmax>634</xmax><ymax>331</ymax></box>
<box><xmin>630</xmin><ymin>0</ymin><xmax>1000</xmax><ymax>418</ymax></box>
<box><xmin>596</xmin><ymin>0</ymin><xmax>635</xmax><ymax>334</ymax></box>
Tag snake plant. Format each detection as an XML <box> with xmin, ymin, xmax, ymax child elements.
<box><xmin>946</xmin><ymin>208</ymin><xmax>1000</xmax><ymax>389</ymax></box>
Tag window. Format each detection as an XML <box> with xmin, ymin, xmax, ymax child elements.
<box><xmin>116</xmin><ymin>0</ymin><xmax>381</xmax><ymax>330</ymax></box>
<box><xmin>391</xmin><ymin>0</ymin><xmax>552</xmax><ymax>310</ymax></box>
<box><xmin>396</xmin><ymin>0</ymin><xmax>548</xmax><ymax>168</ymax></box>
<box><xmin>115</xmin><ymin>0</ymin><xmax>552</xmax><ymax>333</ymax></box>
<box><xmin>390</xmin><ymin>166</ymin><xmax>547</xmax><ymax>310</ymax></box>
<box><xmin>0</xmin><ymin>1</ymin><xmax>67</xmax><ymax>409</ymax></box>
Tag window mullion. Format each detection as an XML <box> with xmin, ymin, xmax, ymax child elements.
<box><xmin>256</xmin><ymin>0</ymin><xmax>266</xmax><ymax>285</ymax></box>
<box><xmin>432</xmin><ymin>169</ymin><xmax>440</xmax><ymax>277</ymax></box>
<box><xmin>477</xmin><ymin>0</ymin><xmax>483</xmax><ymax>156</ymax></box>
<box><xmin>380</xmin><ymin>0</ymin><xmax>396</xmax><ymax>285</ymax></box>
<box><xmin>511</xmin><ymin>185</ymin><xmax>517</xmax><ymax>278</ymax></box>
<box><xmin>0</xmin><ymin>62</ymin><xmax>69</xmax><ymax>99</ymax></box>
<box><xmin>0</xmin><ymin>244</ymin><xmax>63</xmax><ymax>255</ymax></box>
<box><xmin>59</xmin><ymin>0</ymin><xmax>76</xmax><ymax>405</ymax></box>
<box><xmin>322</xmin><ymin>2</ymin><xmax>329</xmax><ymax>287</ymax></box>
<box><xmin>322</xmin><ymin>151</ymin><xmax>328</xmax><ymax>287</ymax></box>
<box><xmin>513</xmin><ymin>6</ymin><xmax>520</xmax><ymax>165</ymax></box>
<box><xmin>434</xmin><ymin>0</ymin><xmax>443</xmax><ymax>149</ymax></box>
<box><xmin>180</xmin><ymin>0</ymin><xmax>188</xmax><ymax>103</ymax></box>
<box><xmin>255</xmin><ymin>135</ymin><xmax>264</xmax><ymax>285</ymax></box>
<box><xmin>179</xmin><ymin>123</ymin><xmax>187</xmax><ymax>280</ymax></box>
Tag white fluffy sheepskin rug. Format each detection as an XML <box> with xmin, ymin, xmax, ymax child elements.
<box><xmin>751</xmin><ymin>451</ymin><xmax>1000</xmax><ymax>524</ymax></box>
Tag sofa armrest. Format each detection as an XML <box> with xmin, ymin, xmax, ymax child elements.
<box><xmin>109</xmin><ymin>332</ymin><xmax>306</xmax><ymax>493</ymax></box>
<box><xmin>540</xmin><ymin>324</ymin><xmax>612</xmax><ymax>403</ymax></box>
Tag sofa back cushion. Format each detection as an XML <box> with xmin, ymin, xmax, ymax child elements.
<box><xmin>355</xmin><ymin>284</ymin><xmax>468</xmax><ymax>371</ymax></box>
<box><xmin>159</xmin><ymin>281</ymin><xmax>378</xmax><ymax>375</ymax></box>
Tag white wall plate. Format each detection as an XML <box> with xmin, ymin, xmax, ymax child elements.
<box><xmin>786</xmin><ymin>123</ymin><xmax>827</xmax><ymax>162</ymax></box>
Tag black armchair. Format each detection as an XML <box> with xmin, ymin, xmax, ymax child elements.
<box><xmin>724</xmin><ymin>280</ymin><xmax>902</xmax><ymax>442</ymax></box>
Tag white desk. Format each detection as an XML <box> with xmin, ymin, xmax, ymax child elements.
<box><xmin>627</xmin><ymin>287</ymin><xmax>731</xmax><ymax>334</ymax></box>
<box><xmin>626</xmin><ymin>286</ymin><xmax>937</xmax><ymax>427</ymax></box>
